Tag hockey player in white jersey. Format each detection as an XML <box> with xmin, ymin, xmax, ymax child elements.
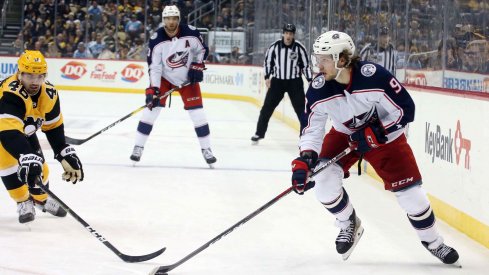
<box><xmin>290</xmin><ymin>31</ymin><xmax>460</xmax><ymax>265</ymax></box>
<box><xmin>130</xmin><ymin>5</ymin><xmax>216</xmax><ymax>167</ymax></box>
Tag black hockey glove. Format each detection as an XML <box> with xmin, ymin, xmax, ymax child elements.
<box><xmin>188</xmin><ymin>62</ymin><xmax>205</xmax><ymax>84</ymax></box>
<box><xmin>145</xmin><ymin>87</ymin><xmax>160</xmax><ymax>110</ymax></box>
<box><xmin>17</xmin><ymin>153</ymin><xmax>44</xmax><ymax>187</ymax></box>
<box><xmin>55</xmin><ymin>145</ymin><xmax>84</xmax><ymax>184</ymax></box>
<box><xmin>291</xmin><ymin>151</ymin><xmax>318</xmax><ymax>195</ymax></box>
<box><xmin>349</xmin><ymin>122</ymin><xmax>388</xmax><ymax>153</ymax></box>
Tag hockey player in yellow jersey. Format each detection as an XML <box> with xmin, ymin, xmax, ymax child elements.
<box><xmin>0</xmin><ymin>50</ymin><xmax>84</xmax><ymax>223</ymax></box>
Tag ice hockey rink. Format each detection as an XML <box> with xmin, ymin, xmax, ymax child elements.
<box><xmin>1</xmin><ymin>90</ymin><xmax>488</xmax><ymax>275</ymax></box>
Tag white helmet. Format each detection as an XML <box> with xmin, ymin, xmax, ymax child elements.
<box><xmin>313</xmin><ymin>31</ymin><xmax>355</xmax><ymax>62</ymax></box>
<box><xmin>162</xmin><ymin>5</ymin><xmax>180</xmax><ymax>19</ymax></box>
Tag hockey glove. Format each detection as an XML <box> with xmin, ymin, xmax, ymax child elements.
<box><xmin>188</xmin><ymin>62</ymin><xmax>205</xmax><ymax>84</ymax></box>
<box><xmin>145</xmin><ymin>87</ymin><xmax>160</xmax><ymax>110</ymax></box>
<box><xmin>55</xmin><ymin>145</ymin><xmax>84</xmax><ymax>184</ymax></box>
<box><xmin>17</xmin><ymin>153</ymin><xmax>44</xmax><ymax>187</ymax></box>
<box><xmin>291</xmin><ymin>151</ymin><xmax>318</xmax><ymax>195</ymax></box>
<box><xmin>349</xmin><ymin>123</ymin><xmax>388</xmax><ymax>153</ymax></box>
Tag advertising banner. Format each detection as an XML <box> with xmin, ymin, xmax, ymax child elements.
<box><xmin>207</xmin><ymin>31</ymin><xmax>246</xmax><ymax>54</ymax></box>
<box><xmin>403</xmin><ymin>69</ymin><xmax>489</xmax><ymax>93</ymax></box>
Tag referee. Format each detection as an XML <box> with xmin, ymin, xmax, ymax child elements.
<box><xmin>251</xmin><ymin>23</ymin><xmax>312</xmax><ymax>144</ymax></box>
<box><xmin>359</xmin><ymin>26</ymin><xmax>397</xmax><ymax>75</ymax></box>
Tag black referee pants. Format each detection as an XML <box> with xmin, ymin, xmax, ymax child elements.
<box><xmin>254</xmin><ymin>77</ymin><xmax>305</xmax><ymax>138</ymax></box>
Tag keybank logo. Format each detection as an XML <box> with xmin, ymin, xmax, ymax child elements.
<box><xmin>425</xmin><ymin>120</ymin><xmax>471</xmax><ymax>169</ymax></box>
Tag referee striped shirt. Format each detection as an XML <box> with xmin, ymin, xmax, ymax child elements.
<box><xmin>359</xmin><ymin>43</ymin><xmax>397</xmax><ymax>75</ymax></box>
<box><xmin>264</xmin><ymin>39</ymin><xmax>312</xmax><ymax>81</ymax></box>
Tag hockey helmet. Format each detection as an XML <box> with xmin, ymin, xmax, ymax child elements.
<box><xmin>18</xmin><ymin>50</ymin><xmax>47</xmax><ymax>74</ymax></box>
<box><xmin>162</xmin><ymin>5</ymin><xmax>180</xmax><ymax>18</ymax></box>
<box><xmin>283</xmin><ymin>23</ymin><xmax>296</xmax><ymax>33</ymax></box>
<box><xmin>313</xmin><ymin>31</ymin><xmax>355</xmax><ymax>62</ymax></box>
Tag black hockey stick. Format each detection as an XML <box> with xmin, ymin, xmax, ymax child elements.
<box><xmin>149</xmin><ymin>145</ymin><xmax>355</xmax><ymax>274</ymax></box>
<box><xmin>35</xmin><ymin>181</ymin><xmax>166</xmax><ymax>262</ymax></box>
<box><xmin>66</xmin><ymin>81</ymin><xmax>191</xmax><ymax>145</ymax></box>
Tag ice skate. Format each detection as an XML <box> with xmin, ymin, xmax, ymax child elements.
<box><xmin>130</xmin><ymin>145</ymin><xmax>144</xmax><ymax>162</ymax></box>
<box><xmin>34</xmin><ymin>197</ymin><xmax>67</xmax><ymax>217</ymax></box>
<box><xmin>17</xmin><ymin>198</ymin><xmax>36</xmax><ymax>224</ymax></box>
<box><xmin>251</xmin><ymin>135</ymin><xmax>263</xmax><ymax>145</ymax></box>
<box><xmin>422</xmin><ymin>237</ymin><xmax>461</xmax><ymax>267</ymax></box>
<box><xmin>201</xmin><ymin>148</ymin><xmax>217</xmax><ymax>168</ymax></box>
<box><xmin>335</xmin><ymin>210</ymin><xmax>364</xmax><ymax>260</ymax></box>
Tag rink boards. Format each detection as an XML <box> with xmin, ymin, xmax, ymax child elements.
<box><xmin>1</xmin><ymin>56</ymin><xmax>488</xmax><ymax>249</ymax></box>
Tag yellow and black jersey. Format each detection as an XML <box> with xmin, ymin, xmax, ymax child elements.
<box><xmin>0</xmin><ymin>74</ymin><xmax>66</xmax><ymax>174</ymax></box>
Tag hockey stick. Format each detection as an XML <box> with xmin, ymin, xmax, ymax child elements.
<box><xmin>149</xmin><ymin>145</ymin><xmax>355</xmax><ymax>274</ymax></box>
<box><xmin>35</xmin><ymin>181</ymin><xmax>166</xmax><ymax>263</ymax></box>
<box><xmin>66</xmin><ymin>81</ymin><xmax>191</xmax><ymax>145</ymax></box>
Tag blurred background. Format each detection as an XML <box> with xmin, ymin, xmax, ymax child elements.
<box><xmin>0</xmin><ymin>0</ymin><xmax>488</xmax><ymax>89</ymax></box>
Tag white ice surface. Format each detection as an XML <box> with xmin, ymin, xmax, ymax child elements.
<box><xmin>0</xmin><ymin>91</ymin><xmax>488</xmax><ymax>275</ymax></box>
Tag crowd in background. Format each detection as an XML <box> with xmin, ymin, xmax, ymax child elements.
<box><xmin>15</xmin><ymin>0</ymin><xmax>254</xmax><ymax>63</ymax></box>
<box><xmin>12</xmin><ymin>0</ymin><xmax>489</xmax><ymax>73</ymax></box>
<box><xmin>331</xmin><ymin>0</ymin><xmax>488</xmax><ymax>74</ymax></box>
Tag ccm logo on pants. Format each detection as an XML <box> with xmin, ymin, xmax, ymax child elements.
<box><xmin>391</xmin><ymin>177</ymin><xmax>414</xmax><ymax>188</ymax></box>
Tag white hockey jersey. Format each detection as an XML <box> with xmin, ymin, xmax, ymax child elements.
<box><xmin>299</xmin><ymin>61</ymin><xmax>415</xmax><ymax>153</ymax></box>
<box><xmin>147</xmin><ymin>24</ymin><xmax>208</xmax><ymax>87</ymax></box>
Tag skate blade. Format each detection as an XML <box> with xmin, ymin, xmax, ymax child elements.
<box><xmin>251</xmin><ymin>140</ymin><xmax>259</xmax><ymax>145</ymax></box>
<box><xmin>208</xmin><ymin>163</ymin><xmax>215</xmax><ymax>169</ymax></box>
<box><xmin>342</xmin><ymin>225</ymin><xmax>364</xmax><ymax>261</ymax></box>
<box><xmin>451</xmin><ymin>261</ymin><xmax>462</xmax><ymax>268</ymax></box>
<box><xmin>22</xmin><ymin>221</ymin><xmax>33</xmax><ymax>231</ymax></box>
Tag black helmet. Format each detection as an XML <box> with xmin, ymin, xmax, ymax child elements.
<box><xmin>283</xmin><ymin>23</ymin><xmax>296</xmax><ymax>33</ymax></box>
<box><xmin>380</xmin><ymin>26</ymin><xmax>389</xmax><ymax>35</ymax></box>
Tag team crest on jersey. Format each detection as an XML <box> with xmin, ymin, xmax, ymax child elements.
<box><xmin>360</xmin><ymin>64</ymin><xmax>376</xmax><ymax>77</ymax></box>
<box><xmin>150</xmin><ymin>32</ymin><xmax>158</xmax><ymax>40</ymax></box>
<box><xmin>166</xmin><ymin>51</ymin><xmax>190</xmax><ymax>68</ymax></box>
<box><xmin>24</xmin><ymin>116</ymin><xmax>43</xmax><ymax>136</ymax></box>
<box><xmin>289</xmin><ymin>52</ymin><xmax>298</xmax><ymax>60</ymax></box>
<box><xmin>343</xmin><ymin>107</ymin><xmax>379</xmax><ymax>130</ymax></box>
<box><xmin>312</xmin><ymin>75</ymin><xmax>325</xmax><ymax>89</ymax></box>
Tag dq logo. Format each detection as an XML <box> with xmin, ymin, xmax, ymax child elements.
<box><xmin>121</xmin><ymin>64</ymin><xmax>144</xmax><ymax>82</ymax></box>
<box><xmin>61</xmin><ymin>61</ymin><xmax>87</xmax><ymax>80</ymax></box>
<box><xmin>405</xmin><ymin>72</ymin><xmax>427</xmax><ymax>86</ymax></box>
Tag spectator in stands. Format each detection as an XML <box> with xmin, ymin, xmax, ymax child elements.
<box><xmin>88</xmin><ymin>1</ymin><xmax>104</xmax><ymax>27</ymax></box>
<box><xmin>125</xmin><ymin>14</ymin><xmax>143</xmax><ymax>41</ymax></box>
<box><xmin>127</xmin><ymin>37</ymin><xmax>145</xmax><ymax>60</ymax></box>
<box><xmin>12</xmin><ymin>35</ymin><xmax>24</xmax><ymax>56</ymax></box>
<box><xmin>230</xmin><ymin>46</ymin><xmax>241</xmax><ymax>63</ymax></box>
<box><xmin>463</xmin><ymin>40</ymin><xmax>487</xmax><ymax>74</ymax></box>
<box><xmin>118</xmin><ymin>43</ymin><xmax>130</xmax><ymax>60</ymax></box>
<box><xmin>98</xmin><ymin>43</ymin><xmax>116</xmax><ymax>59</ymax></box>
<box><xmin>435</xmin><ymin>38</ymin><xmax>463</xmax><ymax>70</ymax></box>
<box><xmin>88</xmin><ymin>33</ymin><xmax>105</xmax><ymax>58</ymax></box>
<box><xmin>64</xmin><ymin>43</ymin><xmax>75</xmax><ymax>58</ymax></box>
<box><xmin>46</xmin><ymin>41</ymin><xmax>61</xmax><ymax>58</ymax></box>
<box><xmin>73</xmin><ymin>42</ymin><xmax>93</xmax><ymax>59</ymax></box>
<box><xmin>55</xmin><ymin>33</ymin><xmax>67</xmax><ymax>57</ymax></box>
<box><xmin>207</xmin><ymin>45</ymin><xmax>222</xmax><ymax>63</ymax></box>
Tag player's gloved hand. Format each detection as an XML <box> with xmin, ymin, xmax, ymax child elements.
<box><xmin>291</xmin><ymin>151</ymin><xmax>318</xmax><ymax>195</ymax></box>
<box><xmin>17</xmin><ymin>153</ymin><xmax>44</xmax><ymax>187</ymax></box>
<box><xmin>188</xmin><ymin>62</ymin><xmax>205</xmax><ymax>84</ymax></box>
<box><xmin>55</xmin><ymin>145</ymin><xmax>84</xmax><ymax>184</ymax></box>
<box><xmin>349</xmin><ymin>122</ymin><xmax>388</xmax><ymax>153</ymax></box>
<box><xmin>145</xmin><ymin>87</ymin><xmax>160</xmax><ymax>110</ymax></box>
